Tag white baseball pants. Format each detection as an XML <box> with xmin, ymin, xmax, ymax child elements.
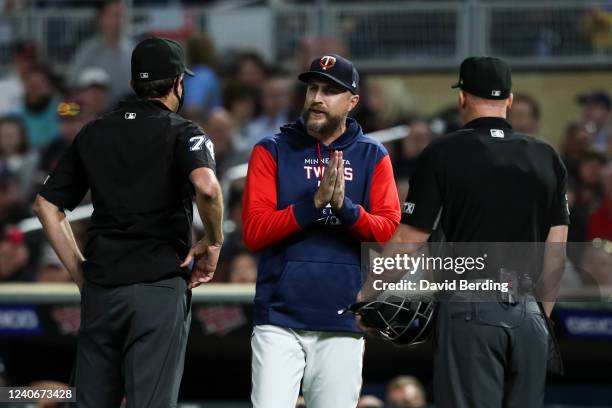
<box><xmin>251</xmin><ymin>324</ymin><xmax>365</xmax><ymax>408</ymax></box>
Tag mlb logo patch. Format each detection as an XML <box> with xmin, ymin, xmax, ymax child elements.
<box><xmin>140</xmin><ymin>72</ymin><xmax>149</xmax><ymax>79</ymax></box>
<box><xmin>490</xmin><ymin>129</ymin><xmax>504</xmax><ymax>138</ymax></box>
<box><xmin>491</xmin><ymin>90</ymin><xmax>501</xmax><ymax>97</ymax></box>
<box><xmin>403</xmin><ymin>202</ymin><xmax>415</xmax><ymax>214</ymax></box>
<box><xmin>124</xmin><ymin>112</ymin><xmax>136</xmax><ymax>120</ymax></box>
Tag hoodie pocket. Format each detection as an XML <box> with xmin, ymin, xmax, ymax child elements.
<box><xmin>273</xmin><ymin>261</ymin><xmax>361</xmax><ymax>312</ymax></box>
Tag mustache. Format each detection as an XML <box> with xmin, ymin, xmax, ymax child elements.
<box><xmin>307</xmin><ymin>105</ymin><xmax>328</xmax><ymax>114</ymax></box>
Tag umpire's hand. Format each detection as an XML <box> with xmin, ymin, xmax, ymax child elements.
<box><xmin>181</xmin><ymin>240</ymin><xmax>222</xmax><ymax>289</ymax></box>
<box><xmin>354</xmin><ymin>291</ymin><xmax>382</xmax><ymax>338</ymax></box>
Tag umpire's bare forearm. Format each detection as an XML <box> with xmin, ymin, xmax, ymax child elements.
<box><xmin>33</xmin><ymin>195</ymin><xmax>85</xmax><ymax>288</ymax></box>
<box><xmin>537</xmin><ymin>225</ymin><xmax>568</xmax><ymax>317</ymax></box>
<box><xmin>190</xmin><ymin>168</ymin><xmax>224</xmax><ymax>245</ymax></box>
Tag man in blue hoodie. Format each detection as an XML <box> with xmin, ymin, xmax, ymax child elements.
<box><xmin>243</xmin><ymin>54</ymin><xmax>401</xmax><ymax>408</ymax></box>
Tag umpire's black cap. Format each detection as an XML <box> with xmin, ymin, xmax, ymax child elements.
<box><xmin>131</xmin><ymin>37</ymin><xmax>194</xmax><ymax>82</ymax></box>
<box><xmin>452</xmin><ymin>57</ymin><xmax>512</xmax><ymax>100</ymax></box>
<box><xmin>298</xmin><ymin>54</ymin><xmax>359</xmax><ymax>95</ymax></box>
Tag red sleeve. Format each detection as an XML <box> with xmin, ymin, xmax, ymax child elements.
<box><xmin>587</xmin><ymin>199</ymin><xmax>612</xmax><ymax>241</ymax></box>
<box><xmin>241</xmin><ymin>145</ymin><xmax>301</xmax><ymax>252</ymax></box>
<box><xmin>348</xmin><ymin>155</ymin><xmax>401</xmax><ymax>242</ymax></box>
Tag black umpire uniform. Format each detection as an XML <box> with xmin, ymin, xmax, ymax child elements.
<box><xmin>401</xmin><ymin>58</ymin><xmax>569</xmax><ymax>407</ymax></box>
<box><xmin>39</xmin><ymin>38</ymin><xmax>215</xmax><ymax>407</ymax></box>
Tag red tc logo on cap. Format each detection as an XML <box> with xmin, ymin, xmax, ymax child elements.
<box><xmin>319</xmin><ymin>55</ymin><xmax>336</xmax><ymax>70</ymax></box>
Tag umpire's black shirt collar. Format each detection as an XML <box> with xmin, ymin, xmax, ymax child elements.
<box><xmin>117</xmin><ymin>98</ymin><xmax>173</xmax><ymax>112</ymax></box>
<box><xmin>147</xmin><ymin>99</ymin><xmax>173</xmax><ymax>112</ymax></box>
<box><xmin>462</xmin><ymin>116</ymin><xmax>513</xmax><ymax>131</ymax></box>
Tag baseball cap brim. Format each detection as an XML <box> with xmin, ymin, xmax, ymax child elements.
<box><xmin>184</xmin><ymin>67</ymin><xmax>195</xmax><ymax>77</ymax></box>
<box><xmin>577</xmin><ymin>93</ymin><xmax>594</xmax><ymax>104</ymax></box>
<box><xmin>298</xmin><ymin>71</ymin><xmax>356</xmax><ymax>94</ymax></box>
<box><xmin>577</xmin><ymin>92</ymin><xmax>609</xmax><ymax>105</ymax></box>
<box><xmin>451</xmin><ymin>82</ymin><xmax>460</xmax><ymax>89</ymax></box>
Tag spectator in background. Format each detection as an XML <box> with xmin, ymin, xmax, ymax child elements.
<box><xmin>568</xmin><ymin>149</ymin><xmax>607</xmax><ymax>245</ymax></box>
<box><xmin>0</xmin><ymin>41</ymin><xmax>39</xmax><ymax>115</ymax></box>
<box><xmin>507</xmin><ymin>93</ymin><xmax>540</xmax><ymax>136</ymax></box>
<box><xmin>76</xmin><ymin>67</ymin><xmax>111</xmax><ymax>118</ymax></box>
<box><xmin>37</xmin><ymin>244</ymin><xmax>71</xmax><ymax>283</ymax></box>
<box><xmin>184</xmin><ymin>33</ymin><xmax>223</xmax><ymax>120</ymax></box>
<box><xmin>226</xmin><ymin>183</ymin><xmax>244</xmax><ymax>236</ymax></box>
<box><xmin>576</xmin><ymin>149</ymin><xmax>607</xmax><ymax>206</ymax></box>
<box><xmin>242</xmin><ymin>76</ymin><xmax>290</xmax><ymax>149</ymax></box>
<box><xmin>0</xmin><ymin>168</ymin><xmax>29</xmax><ymax>224</ymax></box>
<box><xmin>228</xmin><ymin>251</ymin><xmax>257</xmax><ymax>283</ymax></box>
<box><xmin>201</xmin><ymin>108</ymin><xmax>249</xmax><ymax>179</ymax></box>
<box><xmin>393</xmin><ymin>118</ymin><xmax>433</xmax><ymax>202</ymax></box>
<box><xmin>67</xmin><ymin>0</ymin><xmax>132</xmax><ymax>105</ymax></box>
<box><xmin>580</xmin><ymin>6</ymin><xmax>612</xmax><ymax>54</ymax></box>
<box><xmin>0</xmin><ymin>224</ymin><xmax>29</xmax><ymax>280</ymax></box>
<box><xmin>0</xmin><ymin>116</ymin><xmax>37</xmax><ymax>198</ymax></box>
<box><xmin>215</xmin><ymin>183</ymin><xmax>246</xmax><ymax>282</ymax></box>
<box><xmin>577</xmin><ymin>90</ymin><xmax>611</xmax><ymax>151</ymax></box>
<box><xmin>394</xmin><ymin>118</ymin><xmax>432</xmax><ymax>180</ymax></box>
<box><xmin>587</xmin><ymin>163</ymin><xmax>612</xmax><ymax>241</ymax></box>
<box><xmin>20</xmin><ymin>65</ymin><xmax>60</xmax><ymax>149</ymax></box>
<box><xmin>356</xmin><ymin>78</ymin><xmax>415</xmax><ymax>133</ymax></box>
<box><xmin>561</xmin><ymin>121</ymin><xmax>592</xmax><ymax>181</ymax></box>
<box><xmin>224</xmin><ymin>83</ymin><xmax>259</xmax><ymax>139</ymax></box>
<box><xmin>0</xmin><ymin>358</ymin><xmax>7</xmax><ymax>386</ymax></box>
<box><xmin>236</xmin><ymin>52</ymin><xmax>268</xmax><ymax>90</ymax></box>
<box><xmin>39</xmin><ymin>99</ymin><xmax>86</xmax><ymax>175</ymax></box>
<box><xmin>356</xmin><ymin>395</ymin><xmax>384</xmax><ymax>408</ymax></box>
<box><xmin>386</xmin><ymin>376</ymin><xmax>427</xmax><ymax>408</ymax></box>
<box><xmin>430</xmin><ymin>105</ymin><xmax>462</xmax><ymax>135</ymax></box>
<box><xmin>29</xmin><ymin>380</ymin><xmax>70</xmax><ymax>408</ymax></box>
<box><xmin>580</xmin><ymin>242</ymin><xmax>612</xmax><ymax>286</ymax></box>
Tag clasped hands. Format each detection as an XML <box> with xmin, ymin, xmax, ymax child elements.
<box><xmin>314</xmin><ymin>150</ymin><xmax>345</xmax><ymax>209</ymax></box>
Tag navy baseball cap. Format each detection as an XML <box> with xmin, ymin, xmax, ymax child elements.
<box><xmin>577</xmin><ymin>90</ymin><xmax>611</xmax><ymax>109</ymax></box>
<box><xmin>298</xmin><ymin>54</ymin><xmax>359</xmax><ymax>95</ymax></box>
<box><xmin>131</xmin><ymin>37</ymin><xmax>194</xmax><ymax>82</ymax></box>
<box><xmin>452</xmin><ymin>57</ymin><xmax>512</xmax><ymax>100</ymax></box>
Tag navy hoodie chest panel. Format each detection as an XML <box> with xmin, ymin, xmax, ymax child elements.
<box><xmin>275</xmin><ymin>137</ymin><xmax>379</xmax><ymax>265</ymax></box>
<box><xmin>253</xmin><ymin>119</ymin><xmax>387</xmax><ymax>332</ymax></box>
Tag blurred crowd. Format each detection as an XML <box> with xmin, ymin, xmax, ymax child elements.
<box><xmin>296</xmin><ymin>375</ymin><xmax>428</xmax><ymax>408</ymax></box>
<box><xmin>0</xmin><ymin>0</ymin><xmax>611</xmax><ymax>290</ymax></box>
<box><xmin>0</xmin><ymin>1</ymin><xmax>610</xmax><ymax>407</ymax></box>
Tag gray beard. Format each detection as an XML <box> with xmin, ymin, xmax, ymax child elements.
<box><xmin>302</xmin><ymin>108</ymin><xmax>344</xmax><ymax>137</ymax></box>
